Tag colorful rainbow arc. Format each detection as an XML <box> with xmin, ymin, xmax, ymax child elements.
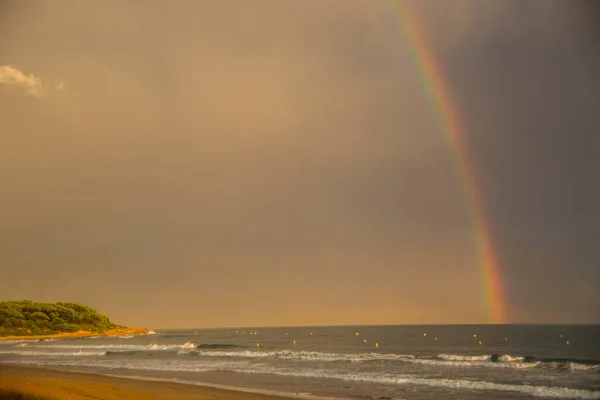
<box><xmin>384</xmin><ymin>1</ymin><xmax>506</xmax><ymax>324</ymax></box>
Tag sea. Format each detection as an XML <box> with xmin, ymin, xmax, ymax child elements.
<box><xmin>1</xmin><ymin>325</ymin><xmax>599</xmax><ymax>399</ymax></box>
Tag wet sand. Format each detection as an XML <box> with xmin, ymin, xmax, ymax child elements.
<box><xmin>0</xmin><ymin>365</ymin><xmax>295</xmax><ymax>400</ymax></box>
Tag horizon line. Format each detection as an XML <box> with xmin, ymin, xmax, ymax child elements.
<box><xmin>147</xmin><ymin>322</ymin><xmax>600</xmax><ymax>330</ymax></box>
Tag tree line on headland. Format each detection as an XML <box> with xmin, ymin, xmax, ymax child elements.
<box><xmin>0</xmin><ymin>300</ymin><xmax>120</xmax><ymax>337</ymax></box>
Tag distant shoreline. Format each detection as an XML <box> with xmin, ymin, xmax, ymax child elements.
<box><xmin>0</xmin><ymin>326</ymin><xmax>149</xmax><ymax>341</ymax></box>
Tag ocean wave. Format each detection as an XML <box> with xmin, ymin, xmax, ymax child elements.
<box><xmin>21</xmin><ymin>342</ymin><xmax>197</xmax><ymax>351</ymax></box>
<box><xmin>0</xmin><ymin>350</ymin><xmax>106</xmax><ymax>357</ymax></box>
<box><xmin>183</xmin><ymin>350</ymin><xmax>416</xmax><ymax>362</ymax></box>
<box><xmin>4</xmin><ymin>359</ymin><xmax>598</xmax><ymax>399</ymax></box>
<box><xmin>569</xmin><ymin>363</ymin><xmax>600</xmax><ymax>372</ymax></box>
<box><xmin>6</xmin><ymin>344</ymin><xmax>598</xmax><ymax>373</ymax></box>
<box><xmin>402</xmin><ymin>357</ymin><xmax>538</xmax><ymax>370</ymax></box>
<box><xmin>180</xmin><ymin>350</ymin><xmax>600</xmax><ymax>372</ymax></box>
<box><xmin>434</xmin><ymin>354</ymin><xmax>600</xmax><ymax>371</ymax></box>
<box><xmin>438</xmin><ymin>354</ymin><xmax>491</xmax><ymax>361</ymax></box>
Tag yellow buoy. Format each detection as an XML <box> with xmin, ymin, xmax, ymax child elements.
<box><xmin>310</xmin><ymin>332</ymin><xmax>313</xmax><ymax>335</ymax></box>
<box><xmin>363</xmin><ymin>339</ymin><xmax>367</xmax><ymax>343</ymax></box>
<box><xmin>293</xmin><ymin>340</ymin><xmax>296</xmax><ymax>345</ymax></box>
<box><xmin>505</xmin><ymin>338</ymin><xmax>508</xmax><ymax>341</ymax></box>
<box><xmin>236</xmin><ymin>330</ymin><xmax>238</xmax><ymax>333</ymax></box>
<box><xmin>478</xmin><ymin>340</ymin><xmax>482</xmax><ymax>345</ymax></box>
<box><xmin>473</xmin><ymin>334</ymin><xmax>477</xmax><ymax>338</ymax></box>
<box><xmin>257</xmin><ymin>343</ymin><xmax>260</xmax><ymax>348</ymax></box>
<box><xmin>566</xmin><ymin>341</ymin><xmax>570</xmax><ymax>345</ymax></box>
<box><xmin>423</xmin><ymin>333</ymin><xmax>427</xmax><ymax>337</ymax></box>
<box><xmin>375</xmin><ymin>342</ymin><xmax>379</xmax><ymax>348</ymax></box>
<box><xmin>434</xmin><ymin>337</ymin><xmax>438</xmax><ymax>341</ymax></box>
<box><xmin>356</xmin><ymin>332</ymin><xmax>359</xmax><ymax>336</ymax></box>
<box><xmin>254</xmin><ymin>332</ymin><xmax>257</xmax><ymax>335</ymax></box>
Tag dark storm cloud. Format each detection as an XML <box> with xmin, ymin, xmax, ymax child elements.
<box><xmin>0</xmin><ymin>0</ymin><xmax>597</xmax><ymax>326</ymax></box>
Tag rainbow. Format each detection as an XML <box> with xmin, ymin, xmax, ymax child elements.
<box><xmin>383</xmin><ymin>1</ymin><xmax>506</xmax><ymax>324</ymax></box>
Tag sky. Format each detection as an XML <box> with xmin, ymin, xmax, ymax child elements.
<box><xmin>0</xmin><ymin>0</ymin><xmax>598</xmax><ymax>328</ymax></box>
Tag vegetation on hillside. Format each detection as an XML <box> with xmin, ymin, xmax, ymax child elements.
<box><xmin>0</xmin><ymin>300</ymin><xmax>120</xmax><ymax>337</ymax></box>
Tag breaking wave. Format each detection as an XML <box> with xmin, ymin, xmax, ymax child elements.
<box><xmin>178</xmin><ymin>350</ymin><xmax>416</xmax><ymax>362</ymax></box>
<box><xmin>6</xmin><ymin>344</ymin><xmax>598</xmax><ymax>372</ymax></box>
<box><xmin>177</xmin><ymin>350</ymin><xmax>599</xmax><ymax>371</ymax></box>
<box><xmin>19</xmin><ymin>342</ymin><xmax>198</xmax><ymax>351</ymax></box>
<box><xmin>3</xmin><ymin>359</ymin><xmax>598</xmax><ymax>399</ymax></box>
<box><xmin>0</xmin><ymin>350</ymin><xmax>106</xmax><ymax>357</ymax></box>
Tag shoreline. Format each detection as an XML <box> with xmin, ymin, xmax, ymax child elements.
<box><xmin>0</xmin><ymin>327</ymin><xmax>150</xmax><ymax>341</ymax></box>
<box><xmin>0</xmin><ymin>364</ymin><xmax>307</xmax><ymax>400</ymax></box>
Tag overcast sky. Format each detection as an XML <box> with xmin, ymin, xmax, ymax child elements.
<box><xmin>1</xmin><ymin>0</ymin><xmax>598</xmax><ymax>328</ymax></box>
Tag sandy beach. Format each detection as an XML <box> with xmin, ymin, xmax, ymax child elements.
<box><xmin>0</xmin><ymin>327</ymin><xmax>149</xmax><ymax>342</ymax></box>
<box><xmin>0</xmin><ymin>365</ymin><xmax>294</xmax><ymax>400</ymax></box>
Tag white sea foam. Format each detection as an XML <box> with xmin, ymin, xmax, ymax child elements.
<box><xmin>187</xmin><ymin>350</ymin><xmax>416</xmax><ymax>362</ymax></box>
<box><xmin>402</xmin><ymin>357</ymin><xmax>540</xmax><ymax>369</ymax></box>
<box><xmin>118</xmin><ymin>335</ymin><xmax>134</xmax><ymax>339</ymax></box>
<box><xmin>438</xmin><ymin>354</ymin><xmax>491</xmax><ymax>361</ymax></box>
<box><xmin>2</xmin><ymin>359</ymin><xmax>598</xmax><ymax>399</ymax></box>
<box><xmin>184</xmin><ymin>351</ymin><xmax>596</xmax><ymax>372</ymax></box>
<box><xmin>499</xmin><ymin>354</ymin><xmax>525</xmax><ymax>362</ymax></box>
<box><xmin>0</xmin><ymin>350</ymin><xmax>106</xmax><ymax>357</ymax></box>
<box><xmin>569</xmin><ymin>362</ymin><xmax>600</xmax><ymax>372</ymax></box>
<box><xmin>5</xmin><ymin>345</ymin><xmax>598</xmax><ymax>374</ymax></box>
<box><xmin>24</xmin><ymin>342</ymin><xmax>197</xmax><ymax>351</ymax></box>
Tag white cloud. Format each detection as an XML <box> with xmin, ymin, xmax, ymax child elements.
<box><xmin>0</xmin><ymin>65</ymin><xmax>47</xmax><ymax>97</ymax></box>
